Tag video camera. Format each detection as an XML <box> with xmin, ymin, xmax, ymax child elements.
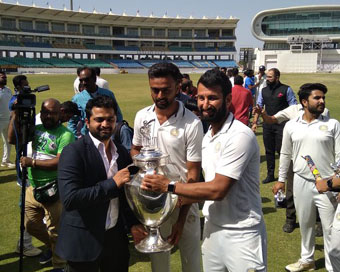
<box><xmin>14</xmin><ymin>85</ymin><xmax>50</xmax><ymax>109</ymax></box>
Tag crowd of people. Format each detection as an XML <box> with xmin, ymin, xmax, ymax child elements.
<box><xmin>0</xmin><ymin>62</ymin><xmax>339</xmax><ymax>272</ymax></box>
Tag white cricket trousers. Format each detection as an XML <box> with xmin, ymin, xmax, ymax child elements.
<box><xmin>201</xmin><ymin>219</ymin><xmax>267</xmax><ymax>272</ymax></box>
<box><xmin>293</xmin><ymin>174</ymin><xmax>337</xmax><ymax>271</ymax></box>
<box><xmin>150</xmin><ymin>204</ymin><xmax>201</xmax><ymax>272</ymax></box>
<box><xmin>330</xmin><ymin>204</ymin><xmax>340</xmax><ymax>272</ymax></box>
<box><xmin>0</xmin><ymin>120</ymin><xmax>11</xmax><ymax>163</ymax></box>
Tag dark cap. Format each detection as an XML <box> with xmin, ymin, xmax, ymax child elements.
<box><xmin>259</xmin><ymin>65</ymin><xmax>266</xmax><ymax>71</ymax></box>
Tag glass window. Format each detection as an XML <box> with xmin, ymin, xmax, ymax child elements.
<box><xmin>221</xmin><ymin>29</ymin><xmax>233</xmax><ymax>37</ymax></box>
<box><xmin>36</xmin><ymin>21</ymin><xmax>49</xmax><ymax>32</ymax></box>
<box><xmin>181</xmin><ymin>29</ymin><xmax>192</xmax><ymax>37</ymax></box>
<box><xmin>98</xmin><ymin>26</ymin><xmax>110</xmax><ymax>35</ymax></box>
<box><xmin>52</xmin><ymin>22</ymin><xmax>65</xmax><ymax>32</ymax></box>
<box><xmin>1</xmin><ymin>18</ymin><xmax>16</xmax><ymax>29</ymax></box>
<box><xmin>83</xmin><ymin>25</ymin><xmax>95</xmax><ymax>35</ymax></box>
<box><xmin>154</xmin><ymin>29</ymin><xmax>165</xmax><ymax>37</ymax></box>
<box><xmin>112</xmin><ymin>27</ymin><xmax>124</xmax><ymax>35</ymax></box>
<box><xmin>141</xmin><ymin>28</ymin><xmax>152</xmax><ymax>37</ymax></box>
<box><xmin>194</xmin><ymin>29</ymin><xmax>206</xmax><ymax>37</ymax></box>
<box><xmin>168</xmin><ymin>29</ymin><xmax>179</xmax><ymax>38</ymax></box>
<box><xmin>67</xmin><ymin>24</ymin><xmax>80</xmax><ymax>33</ymax></box>
<box><xmin>208</xmin><ymin>29</ymin><xmax>219</xmax><ymax>38</ymax></box>
<box><xmin>19</xmin><ymin>20</ymin><xmax>33</xmax><ymax>30</ymax></box>
<box><xmin>127</xmin><ymin>28</ymin><xmax>138</xmax><ymax>36</ymax></box>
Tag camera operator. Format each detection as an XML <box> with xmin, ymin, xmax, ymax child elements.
<box><xmin>8</xmin><ymin>97</ymin><xmax>75</xmax><ymax>272</ymax></box>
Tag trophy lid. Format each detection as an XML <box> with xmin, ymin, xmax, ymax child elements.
<box><xmin>133</xmin><ymin>147</ymin><xmax>169</xmax><ymax>164</ymax></box>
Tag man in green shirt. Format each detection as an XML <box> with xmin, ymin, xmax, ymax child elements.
<box><xmin>9</xmin><ymin>98</ymin><xmax>75</xmax><ymax>272</ymax></box>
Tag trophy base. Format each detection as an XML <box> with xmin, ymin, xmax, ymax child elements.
<box><xmin>135</xmin><ymin>228</ymin><xmax>173</xmax><ymax>253</ymax></box>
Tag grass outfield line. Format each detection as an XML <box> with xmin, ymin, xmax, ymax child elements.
<box><xmin>0</xmin><ymin>73</ymin><xmax>339</xmax><ymax>271</ymax></box>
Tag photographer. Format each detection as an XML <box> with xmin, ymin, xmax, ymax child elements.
<box><xmin>8</xmin><ymin>98</ymin><xmax>75</xmax><ymax>272</ymax></box>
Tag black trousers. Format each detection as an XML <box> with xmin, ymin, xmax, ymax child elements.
<box><xmin>65</xmin><ymin>222</ymin><xmax>130</xmax><ymax>272</ymax></box>
<box><xmin>262</xmin><ymin>122</ymin><xmax>285</xmax><ymax>177</ymax></box>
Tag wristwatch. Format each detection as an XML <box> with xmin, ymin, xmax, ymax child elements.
<box><xmin>327</xmin><ymin>178</ymin><xmax>333</xmax><ymax>190</ymax></box>
<box><xmin>167</xmin><ymin>181</ymin><xmax>176</xmax><ymax>193</ymax></box>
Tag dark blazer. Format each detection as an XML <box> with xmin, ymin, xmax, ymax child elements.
<box><xmin>56</xmin><ymin>134</ymin><xmax>138</xmax><ymax>262</ymax></box>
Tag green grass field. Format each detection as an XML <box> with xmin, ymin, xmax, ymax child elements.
<box><xmin>0</xmin><ymin>72</ymin><xmax>339</xmax><ymax>272</ymax></box>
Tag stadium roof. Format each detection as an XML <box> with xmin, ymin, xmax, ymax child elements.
<box><xmin>0</xmin><ymin>2</ymin><xmax>239</xmax><ymax>27</ymax></box>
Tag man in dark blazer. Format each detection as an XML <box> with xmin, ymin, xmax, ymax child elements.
<box><xmin>56</xmin><ymin>95</ymin><xmax>146</xmax><ymax>272</ymax></box>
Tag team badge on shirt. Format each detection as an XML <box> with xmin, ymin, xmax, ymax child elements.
<box><xmin>337</xmin><ymin>213</ymin><xmax>340</xmax><ymax>221</ymax></box>
<box><xmin>215</xmin><ymin>142</ymin><xmax>221</xmax><ymax>152</ymax></box>
<box><xmin>319</xmin><ymin>125</ymin><xmax>328</xmax><ymax>131</ymax></box>
<box><xmin>170</xmin><ymin>128</ymin><xmax>179</xmax><ymax>137</ymax></box>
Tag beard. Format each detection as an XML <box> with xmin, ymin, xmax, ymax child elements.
<box><xmin>266</xmin><ymin>80</ymin><xmax>276</xmax><ymax>87</ymax></box>
<box><xmin>154</xmin><ymin>98</ymin><xmax>170</xmax><ymax>109</ymax></box>
<box><xmin>199</xmin><ymin>100</ymin><xmax>227</xmax><ymax>123</ymax></box>
<box><xmin>42</xmin><ymin>119</ymin><xmax>59</xmax><ymax>130</ymax></box>
<box><xmin>308</xmin><ymin>103</ymin><xmax>325</xmax><ymax>116</ymax></box>
<box><xmin>91</xmin><ymin>128</ymin><xmax>113</xmax><ymax>141</ymax></box>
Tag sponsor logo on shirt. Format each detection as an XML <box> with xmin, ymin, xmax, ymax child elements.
<box><xmin>215</xmin><ymin>142</ymin><xmax>221</xmax><ymax>152</ymax></box>
<box><xmin>319</xmin><ymin>125</ymin><xmax>328</xmax><ymax>131</ymax></box>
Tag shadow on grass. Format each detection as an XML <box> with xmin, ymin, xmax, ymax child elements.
<box><xmin>0</xmin><ymin>173</ymin><xmax>17</xmax><ymax>184</ymax></box>
<box><xmin>315</xmin><ymin>257</ymin><xmax>325</xmax><ymax>270</ymax></box>
<box><xmin>261</xmin><ymin>197</ymin><xmax>271</xmax><ymax>203</ymax></box>
<box><xmin>128</xmin><ymin>242</ymin><xmax>152</xmax><ymax>265</ymax></box>
<box><xmin>0</xmin><ymin>253</ymin><xmax>51</xmax><ymax>272</ymax></box>
<box><xmin>262</xmin><ymin>207</ymin><xmax>276</xmax><ymax>215</ymax></box>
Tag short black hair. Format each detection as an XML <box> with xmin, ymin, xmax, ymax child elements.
<box><xmin>298</xmin><ymin>83</ymin><xmax>328</xmax><ymax>104</ymax></box>
<box><xmin>231</xmin><ymin>67</ymin><xmax>239</xmax><ymax>76</ymax></box>
<box><xmin>234</xmin><ymin>75</ymin><xmax>244</xmax><ymax>86</ymax></box>
<box><xmin>181</xmin><ymin>80</ymin><xmax>193</xmax><ymax>91</ymax></box>
<box><xmin>85</xmin><ymin>95</ymin><xmax>118</xmax><ymax>120</ymax></box>
<box><xmin>268</xmin><ymin>68</ymin><xmax>280</xmax><ymax>78</ymax></box>
<box><xmin>13</xmin><ymin>75</ymin><xmax>27</xmax><ymax>89</ymax></box>
<box><xmin>76</xmin><ymin>67</ymin><xmax>83</xmax><ymax>76</ymax></box>
<box><xmin>182</xmin><ymin>73</ymin><xmax>190</xmax><ymax>80</ymax></box>
<box><xmin>79</xmin><ymin>66</ymin><xmax>96</xmax><ymax>80</ymax></box>
<box><xmin>61</xmin><ymin>101</ymin><xmax>81</xmax><ymax>116</ymax></box>
<box><xmin>184</xmin><ymin>98</ymin><xmax>198</xmax><ymax>112</ymax></box>
<box><xmin>94</xmin><ymin>67</ymin><xmax>101</xmax><ymax>76</ymax></box>
<box><xmin>197</xmin><ymin>68</ymin><xmax>232</xmax><ymax>98</ymax></box>
<box><xmin>148</xmin><ymin>62</ymin><xmax>182</xmax><ymax>82</ymax></box>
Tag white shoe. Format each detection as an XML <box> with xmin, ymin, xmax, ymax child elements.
<box><xmin>15</xmin><ymin>244</ymin><xmax>42</xmax><ymax>257</ymax></box>
<box><xmin>285</xmin><ymin>260</ymin><xmax>315</xmax><ymax>271</ymax></box>
<box><xmin>1</xmin><ymin>161</ymin><xmax>15</xmax><ymax>168</ymax></box>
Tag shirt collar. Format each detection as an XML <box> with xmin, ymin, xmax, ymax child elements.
<box><xmin>149</xmin><ymin>101</ymin><xmax>184</xmax><ymax>125</ymax></box>
<box><xmin>207</xmin><ymin>112</ymin><xmax>235</xmax><ymax>139</ymax></box>
<box><xmin>89</xmin><ymin>132</ymin><xmax>117</xmax><ymax>154</ymax></box>
<box><xmin>297</xmin><ymin>111</ymin><xmax>325</xmax><ymax>124</ymax></box>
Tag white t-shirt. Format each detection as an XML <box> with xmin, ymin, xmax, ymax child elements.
<box><xmin>202</xmin><ymin>113</ymin><xmax>263</xmax><ymax>228</ymax></box>
<box><xmin>74</xmin><ymin>76</ymin><xmax>109</xmax><ymax>93</ymax></box>
<box><xmin>279</xmin><ymin>113</ymin><xmax>340</xmax><ymax>182</ymax></box>
<box><xmin>133</xmin><ymin>101</ymin><xmax>203</xmax><ymax>183</ymax></box>
<box><xmin>0</xmin><ymin>86</ymin><xmax>12</xmax><ymax>121</ymax></box>
<box><xmin>255</xmin><ymin>74</ymin><xmax>266</xmax><ymax>103</ymax></box>
<box><xmin>274</xmin><ymin>104</ymin><xmax>330</xmax><ymax>124</ymax></box>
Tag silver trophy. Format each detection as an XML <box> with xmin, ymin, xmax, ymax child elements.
<box><xmin>125</xmin><ymin>120</ymin><xmax>178</xmax><ymax>253</ymax></box>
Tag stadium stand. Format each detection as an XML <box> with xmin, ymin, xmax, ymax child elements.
<box><xmin>171</xmin><ymin>60</ymin><xmax>195</xmax><ymax>68</ymax></box>
<box><xmin>84</xmin><ymin>44</ymin><xmax>113</xmax><ymax>51</ymax></box>
<box><xmin>38</xmin><ymin>58</ymin><xmax>82</xmax><ymax>68</ymax></box>
<box><xmin>191</xmin><ymin>61</ymin><xmax>216</xmax><ymax>68</ymax></box>
<box><xmin>114</xmin><ymin>46</ymin><xmax>140</xmax><ymax>51</ymax></box>
<box><xmin>72</xmin><ymin>59</ymin><xmax>112</xmax><ymax>68</ymax></box>
<box><xmin>109</xmin><ymin>59</ymin><xmax>144</xmax><ymax>68</ymax></box>
<box><xmin>2</xmin><ymin>57</ymin><xmax>52</xmax><ymax>68</ymax></box>
<box><xmin>23</xmin><ymin>42</ymin><xmax>52</xmax><ymax>48</ymax></box>
<box><xmin>213</xmin><ymin>60</ymin><xmax>238</xmax><ymax>67</ymax></box>
<box><xmin>0</xmin><ymin>40</ymin><xmax>22</xmax><ymax>47</ymax></box>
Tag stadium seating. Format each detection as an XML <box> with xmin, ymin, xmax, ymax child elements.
<box><xmin>0</xmin><ymin>58</ymin><xmax>15</xmax><ymax>66</ymax></box>
<box><xmin>171</xmin><ymin>60</ymin><xmax>195</xmax><ymax>68</ymax></box>
<box><xmin>213</xmin><ymin>60</ymin><xmax>238</xmax><ymax>67</ymax></box>
<box><xmin>84</xmin><ymin>44</ymin><xmax>113</xmax><ymax>51</ymax></box>
<box><xmin>168</xmin><ymin>46</ymin><xmax>193</xmax><ymax>52</ymax></box>
<box><xmin>139</xmin><ymin>60</ymin><xmax>162</xmax><ymax>68</ymax></box>
<box><xmin>23</xmin><ymin>42</ymin><xmax>52</xmax><ymax>48</ymax></box>
<box><xmin>52</xmin><ymin>43</ymin><xmax>86</xmax><ymax>49</ymax></box>
<box><xmin>217</xmin><ymin>46</ymin><xmax>237</xmax><ymax>52</ymax></box>
<box><xmin>194</xmin><ymin>47</ymin><xmax>217</xmax><ymax>52</ymax></box>
<box><xmin>38</xmin><ymin>58</ymin><xmax>82</xmax><ymax>68</ymax></box>
<box><xmin>109</xmin><ymin>59</ymin><xmax>144</xmax><ymax>68</ymax></box>
<box><xmin>114</xmin><ymin>46</ymin><xmax>140</xmax><ymax>51</ymax></box>
<box><xmin>72</xmin><ymin>59</ymin><xmax>112</xmax><ymax>68</ymax></box>
<box><xmin>2</xmin><ymin>57</ymin><xmax>52</xmax><ymax>67</ymax></box>
<box><xmin>0</xmin><ymin>40</ymin><xmax>22</xmax><ymax>47</ymax></box>
<box><xmin>191</xmin><ymin>61</ymin><xmax>216</xmax><ymax>68</ymax></box>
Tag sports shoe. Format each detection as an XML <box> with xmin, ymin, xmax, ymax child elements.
<box><xmin>285</xmin><ymin>260</ymin><xmax>315</xmax><ymax>271</ymax></box>
<box><xmin>1</xmin><ymin>161</ymin><xmax>15</xmax><ymax>168</ymax></box>
<box><xmin>15</xmin><ymin>244</ymin><xmax>42</xmax><ymax>257</ymax></box>
<box><xmin>282</xmin><ymin>222</ymin><xmax>297</xmax><ymax>233</ymax></box>
<box><xmin>315</xmin><ymin>221</ymin><xmax>323</xmax><ymax>237</ymax></box>
<box><xmin>39</xmin><ymin>249</ymin><xmax>52</xmax><ymax>265</ymax></box>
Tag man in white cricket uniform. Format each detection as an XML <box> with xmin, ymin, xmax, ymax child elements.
<box><xmin>274</xmin><ymin>83</ymin><xmax>340</xmax><ymax>272</ymax></box>
<box><xmin>142</xmin><ymin>68</ymin><xmax>267</xmax><ymax>272</ymax></box>
<box><xmin>131</xmin><ymin>62</ymin><xmax>203</xmax><ymax>272</ymax></box>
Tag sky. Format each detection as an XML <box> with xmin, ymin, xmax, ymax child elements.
<box><xmin>4</xmin><ymin>0</ymin><xmax>340</xmax><ymax>50</ymax></box>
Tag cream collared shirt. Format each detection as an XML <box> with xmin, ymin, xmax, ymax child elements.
<box><xmin>89</xmin><ymin>132</ymin><xmax>120</xmax><ymax>230</ymax></box>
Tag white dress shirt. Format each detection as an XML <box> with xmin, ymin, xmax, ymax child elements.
<box><xmin>89</xmin><ymin>132</ymin><xmax>120</xmax><ymax>230</ymax></box>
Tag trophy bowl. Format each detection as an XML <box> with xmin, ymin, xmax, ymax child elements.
<box><xmin>125</xmin><ymin>150</ymin><xmax>179</xmax><ymax>253</ymax></box>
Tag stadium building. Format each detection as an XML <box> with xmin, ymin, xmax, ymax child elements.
<box><xmin>0</xmin><ymin>2</ymin><xmax>238</xmax><ymax>73</ymax></box>
<box><xmin>251</xmin><ymin>5</ymin><xmax>340</xmax><ymax>73</ymax></box>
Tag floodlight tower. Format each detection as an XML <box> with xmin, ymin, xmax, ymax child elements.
<box><xmin>70</xmin><ymin>0</ymin><xmax>73</xmax><ymax>11</ymax></box>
